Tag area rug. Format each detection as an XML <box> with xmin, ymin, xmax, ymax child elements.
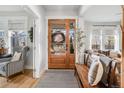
<box><xmin>35</xmin><ymin>69</ymin><xmax>79</xmax><ymax>88</ymax></box>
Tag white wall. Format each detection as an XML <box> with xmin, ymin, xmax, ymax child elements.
<box><xmin>119</xmin><ymin>31</ymin><xmax>122</xmax><ymax>50</ymax></box>
<box><xmin>78</xmin><ymin>17</ymin><xmax>85</xmax><ymax>31</ymax></box>
<box><xmin>28</xmin><ymin>5</ymin><xmax>46</xmax><ymax>78</ymax></box>
<box><xmin>26</xmin><ymin>16</ymin><xmax>34</xmax><ymax>69</ymax></box>
<box><xmin>46</xmin><ymin>10</ymin><xmax>78</xmax><ymax>17</ymax></box>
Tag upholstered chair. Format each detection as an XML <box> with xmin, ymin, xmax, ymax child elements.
<box><xmin>0</xmin><ymin>46</ymin><xmax>28</xmax><ymax>81</ymax></box>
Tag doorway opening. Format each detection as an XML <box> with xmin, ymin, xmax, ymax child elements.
<box><xmin>48</xmin><ymin>19</ymin><xmax>76</xmax><ymax>69</ymax></box>
<box><xmin>0</xmin><ymin>5</ymin><xmax>37</xmax><ymax>87</ymax></box>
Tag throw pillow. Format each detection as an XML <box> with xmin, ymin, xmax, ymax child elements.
<box><xmin>11</xmin><ymin>52</ymin><xmax>21</xmax><ymax>62</ymax></box>
<box><xmin>88</xmin><ymin>58</ymin><xmax>103</xmax><ymax>86</ymax></box>
<box><xmin>100</xmin><ymin>55</ymin><xmax>112</xmax><ymax>85</ymax></box>
<box><xmin>87</xmin><ymin>54</ymin><xmax>99</xmax><ymax>68</ymax></box>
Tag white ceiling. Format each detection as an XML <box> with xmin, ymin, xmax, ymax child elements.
<box><xmin>43</xmin><ymin>5</ymin><xmax>80</xmax><ymax>11</ymax></box>
<box><xmin>0</xmin><ymin>5</ymin><xmax>121</xmax><ymax>22</ymax></box>
<box><xmin>43</xmin><ymin>5</ymin><xmax>81</xmax><ymax>16</ymax></box>
<box><xmin>0</xmin><ymin>5</ymin><xmax>24</xmax><ymax>12</ymax></box>
<box><xmin>83</xmin><ymin>5</ymin><xmax>121</xmax><ymax>22</ymax></box>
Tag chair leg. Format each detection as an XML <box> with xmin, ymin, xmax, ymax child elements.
<box><xmin>6</xmin><ymin>77</ymin><xmax>9</xmax><ymax>82</ymax></box>
<box><xmin>22</xmin><ymin>70</ymin><xmax>24</xmax><ymax>74</ymax></box>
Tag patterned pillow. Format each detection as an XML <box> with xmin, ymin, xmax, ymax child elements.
<box><xmin>79</xmin><ymin>53</ymin><xmax>85</xmax><ymax>64</ymax></box>
<box><xmin>87</xmin><ymin>54</ymin><xmax>99</xmax><ymax>68</ymax></box>
<box><xmin>88</xmin><ymin>57</ymin><xmax>103</xmax><ymax>86</ymax></box>
<box><xmin>87</xmin><ymin>55</ymin><xmax>92</xmax><ymax>68</ymax></box>
<box><xmin>100</xmin><ymin>55</ymin><xmax>112</xmax><ymax>85</ymax></box>
<box><xmin>11</xmin><ymin>52</ymin><xmax>21</xmax><ymax>62</ymax></box>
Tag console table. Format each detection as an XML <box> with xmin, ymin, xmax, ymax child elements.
<box><xmin>0</xmin><ymin>48</ymin><xmax>7</xmax><ymax>55</ymax></box>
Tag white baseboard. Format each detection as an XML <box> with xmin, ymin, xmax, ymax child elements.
<box><xmin>24</xmin><ymin>64</ymin><xmax>47</xmax><ymax>78</ymax></box>
<box><xmin>24</xmin><ymin>65</ymin><xmax>33</xmax><ymax>69</ymax></box>
<box><xmin>35</xmin><ymin>67</ymin><xmax>46</xmax><ymax>78</ymax></box>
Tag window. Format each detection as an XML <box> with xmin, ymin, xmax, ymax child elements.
<box><xmin>0</xmin><ymin>31</ymin><xmax>5</xmax><ymax>48</ymax></box>
<box><xmin>91</xmin><ymin>25</ymin><xmax>119</xmax><ymax>51</ymax></box>
<box><xmin>0</xmin><ymin>17</ymin><xmax>27</xmax><ymax>54</ymax></box>
<box><xmin>103</xmin><ymin>35</ymin><xmax>115</xmax><ymax>50</ymax></box>
<box><xmin>0</xmin><ymin>20</ymin><xmax>6</xmax><ymax>48</ymax></box>
<box><xmin>91</xmin><ymin>29</ymin><xmax>101</xmax><ymax>50</ymax></box>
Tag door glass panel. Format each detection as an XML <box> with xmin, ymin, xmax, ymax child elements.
<box><xmin>91</xmin><ymin>29</ymin><xmax>101</xmax><ymax>50</ymax></box>
<box><xmin>104</xmin><ymin>35</ymin><xmax>115</xmax><ymax>50</ymax></box>
<box><xmin>69</xmin><ymin>20</ymin><xmax>75</xmax><ymax>29</ymax></box>
<box><xmin>92</xmin><ymin>35</ymin><xmax>101</xmax><ymax>50</ymax></box>
<box><xmin>69</xmin><ymin>20</ymin><xmax>75</xmax><ymax>54</ymax></box>
<box><xmin>51</xmin><ymin>23</ymin><xmax>66</xmax><ymax>54</ymax></box>
<box><xmin>70</xmin><ymin>30</ymin><xmax>75</xmax><ymax>53</ymax></box>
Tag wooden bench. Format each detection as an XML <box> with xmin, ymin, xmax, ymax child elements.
<box><xmin>74</xmin><ymin>64</ymin><xmax>101</xmax><ymax>88</ymax></box>
<box><xmin>74</xmin><ymin>62</ymin><xmax>118</xmax><ymax>88</ymax></box>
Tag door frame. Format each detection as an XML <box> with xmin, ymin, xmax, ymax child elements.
<box><xmin>22</xmin><ymin>5</ymin><xmax>39</xmax><ymax>78</ymax></box>
<box><xmin>46</xmin><ymin>16</ymin><xmax>78</xmax><ymax>69</ymax></box>
<box><xmin>121</xmin><ymin>5</ymin><xmax>124</xmax><ymax>88</ymax></box>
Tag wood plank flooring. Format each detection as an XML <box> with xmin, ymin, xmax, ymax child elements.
<box><xmin>0</xmin><ymin>69</ymin><xmax>38</xmax><ymax>88</ymax></box>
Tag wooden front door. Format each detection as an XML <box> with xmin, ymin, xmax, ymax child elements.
<box><xmin>48</xmin><ymin>19</ymin><xmax>76</xmax><ymax>69</ymax></box>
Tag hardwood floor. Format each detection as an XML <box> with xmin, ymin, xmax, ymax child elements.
<box><xmin>0</xmin><ymin>69</ymin><xmax>38</xmax><ymax>88</ymax></box>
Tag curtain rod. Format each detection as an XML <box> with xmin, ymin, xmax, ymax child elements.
<box><xmin>92</xmin><ymin>25</ymin><xmax>117</xmax><ymax>27</ymax></box>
